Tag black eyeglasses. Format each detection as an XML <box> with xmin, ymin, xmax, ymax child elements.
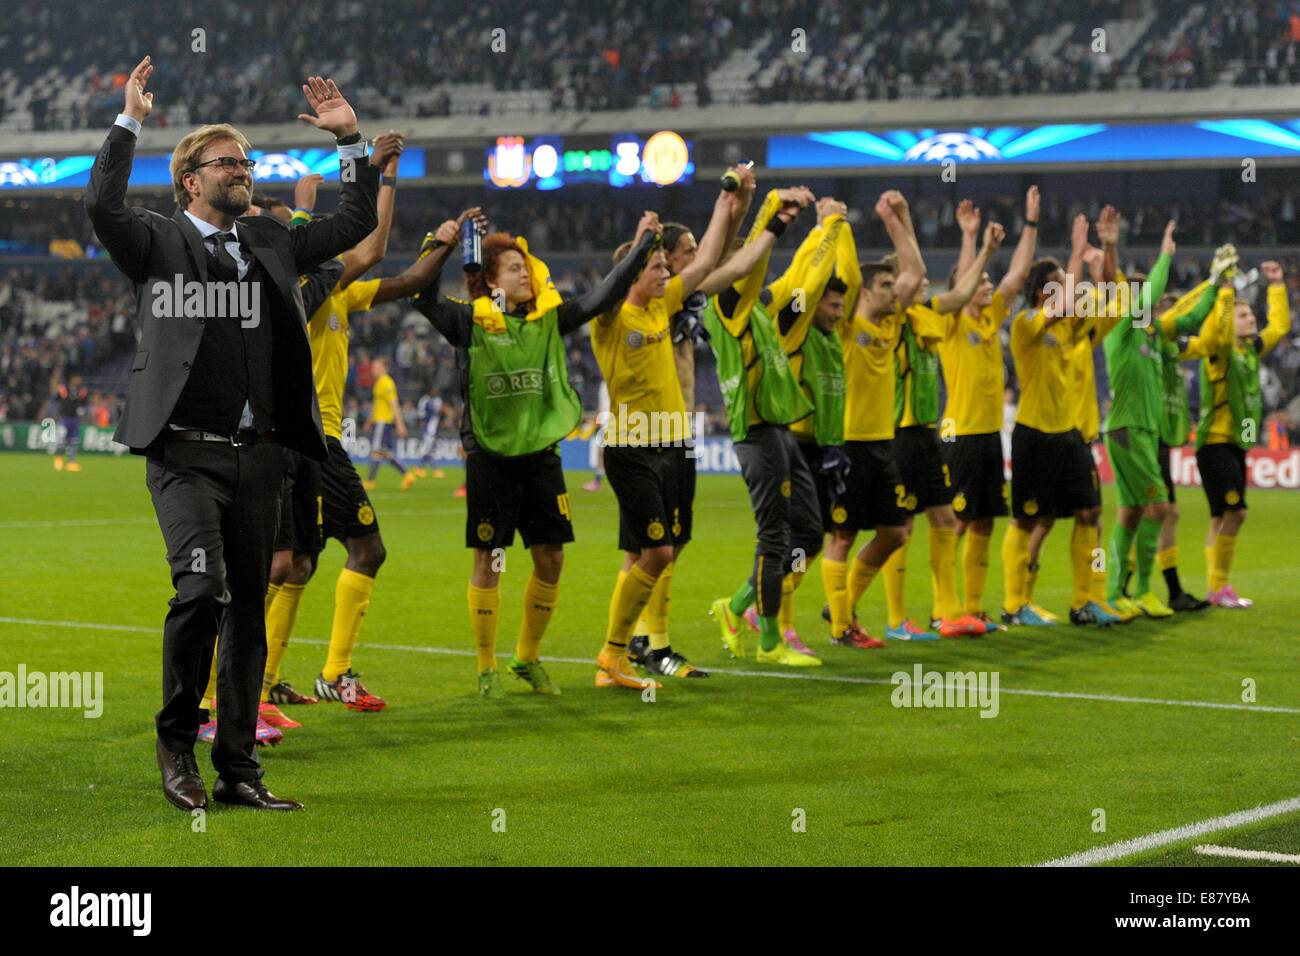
<box><xmin>188</xmin><ymin>157</ymin><xmax>257</xmax><ymax>173</ymax></box>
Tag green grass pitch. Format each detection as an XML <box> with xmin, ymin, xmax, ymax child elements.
<box><xmin>1</xmin><ymin>451</ymin><xmax>1296</xmax><ymax>866</ymax></box>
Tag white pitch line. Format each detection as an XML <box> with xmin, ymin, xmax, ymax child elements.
<box><xmin>2</xmin><ymin>615</ymin><xmax>1299</xmax><ymax>715</ymax></box>
<box><xmin>1194</xmin><ymin>844</ymin><xmax>1300</xmax><ymax>864</ymax></box>
<box><xmin>1038</xmin><ymin>796</ymin><xmax>1300</xmax><ymax>866</ymax></box>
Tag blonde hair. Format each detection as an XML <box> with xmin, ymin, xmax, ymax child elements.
<box><xmin>170</xmin><ymin>124</ymin><xmax>253</xmax><ymax>208</ymax></box>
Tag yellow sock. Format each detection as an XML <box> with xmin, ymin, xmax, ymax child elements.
<box><xmin>262</xmin><ymin>581</ymin><xmax>305</xmax><ymax>700</ymax></box>
<box><xmin>201</xmin><ymin>638</ymin><xmax>218</xmax><ymax>711</ymax></box>
<box><xmin>1001</xmin><ymin>525</ymin><xmax>1030</xmax><ymax>614</ymax></box>
<box><xmin>1204</xmin><ymin>544</ymin><xmax>1216</xmax><ymax>593</ymax></box>
<box><xmin>265</xmin><ymin>582</ymin><xmax>282</xmax><ymax>616</ymax></box>
<box><xmin>929</xmin><ymin>525</ymin><xmax>959</xmax><ymax>621</ymax></box>
<box><xmin>962</xmin><ymin>531</ymin><xmax>991</xmax><ymax>613</ymax></box>
<box><xmin>1157</xmin><ymin>545</ymin><xmax>1178</xmax><ymax>572</ymax></box>
<box><xmin>603</xmin><ymin>564</ymin><xmax>658</xmax><ymax>658</ymax></box>
<box><xmin>1069</xmin><ymin>522</ymin><xmax>1094</xmax><ymax>610</ymax></box>
<box><xmin>515</xmin><ymin>574</ymin><xmax>559</xmax><ymax>662</ymax></box>
<box><xmin>882</xmin><ymin>540</ymin><xmax>909</xmax><ymax>629</ymax></box>
<box><xmin>847</xmin><ymin>554</ymin><xmax>882</xmax><ymax>616</ymax></box>
<box><xmin>1210</xmin><ymin>534</ymin><xmax>1236</xmax><ymax>591</ymax></box>
<box><xmin>778</xmin><ymin>570</ymin><xmax>804</xmax><ymax>633</ymax></box>
<box><xmin>821</xmin><ymin>558</ymin><xmax>849</xmax><ymax>635</ymax></box>
<box><xmin>645</xmin><ymin>562</ymin><xmax>673</xmax><ymax>651</ymax></box>
<box><xmin>322</xmin><ymin>568</ymin><xmax>374</xmax><ymax>681</ymax></box>
<box><xmin>467</xmin><ymin>581</ymin><xmax>500</xmax><ymax>672</ymax></box>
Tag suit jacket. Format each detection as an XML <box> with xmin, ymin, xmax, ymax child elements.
<box><xmin>85</xmin><ymin>124</ymin><xmax>379</xmax><ymax>460</ymax></box>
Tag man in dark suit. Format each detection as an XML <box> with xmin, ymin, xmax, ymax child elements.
<box><xmin>85</xmin><ymin>56</ymin><xmax>391</xmax><ymax>811</ymax></box>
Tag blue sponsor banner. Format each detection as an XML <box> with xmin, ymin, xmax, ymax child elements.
<box><xmin>767</xmin><ymin>120</ymin><xmax>1300</xmax><ymax>169</ymax></box>
<box><xmin>344</xmin><ymin>434</ymin><xmax>743</xmax><ymax>474</ymax></box>
<box><xmin>0</xmin><ymin>148</ymin><xmax>426</xmax><ymax>189</ymax></box>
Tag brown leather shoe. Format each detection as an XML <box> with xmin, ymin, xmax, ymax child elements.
<box><xmin>212</xmin><ymin>777</ymin><xmax>303</xmax><ymax>811</ymax></box>
<box><xmin>156</xmin><ymin>737</ymin><xmax>207</xmax><ymax>811</ymax></box>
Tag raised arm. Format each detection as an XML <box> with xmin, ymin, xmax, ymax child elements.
<box><xmin>953</xmin><ymin>199</ymin><xmax>981</xmax><ymax>286</ymax></box>
<box><xmin>1065</xmin><ymin>213</ymin><xmax>1089</xmax><ymax>293</ymax></box>
<box><xmin>837</xmin><ymin>217</ymin><xmax>862</xmax><ymax>317</ymax></box>
<box><xmin>288</xmin><ymin>76</ymin><xmax>380</xmax><ymax>272</ymax></box>
<box><xmin>934</xmin><ymin>222</ymin><xmax>1004</xmax><ymax>315</ymax></box>
<box><xmin>372</xmin><ymin>208</ymin><xmax>485</xmax><ymax>305</ymax></box>
<box><xmin>1097</xmin><ymin>204</ymin><xmax>1120</xmax><ymax>284</ymax></box>
<box><xmin>997</xmin><ymin>185</ymin><xmax>1040</xmax><ymax>301</ymax></box>
<box><xmin>84</xmin><ymin>55</ymin><xmax>156</xmax><ymax>283</ymax></box>
<box><xmin>1258</xmin><ymin>259</ymin><xmax>1292</xmax><ymax>355</ymax></box>
<box><xmin>337</xmin><ymin>131</ymin><xmax>404</xmax><ymax>288</ymax></box>
<box><xmin>876</xmin><ymin>190</ymin><xmax>925</xmax><ymax>306</ymax></box>
<box><xmin>410</xmin><ymin>228</ymin><xmax>473</xmax><ymax>347</ymax></box>
<box><xmin>697</xmin><ymin>190</ymin><xmax>811</xmax><ymax>299</ymax></box>
<box><xmin>556</xmin><ymin>213</ymin><xmax>659</xmax><ymax>333</ymax></box>
<box><xmin>679</xmin><ymin>167</ymin><xmax>754</xmax><ymax>295</ymax></box>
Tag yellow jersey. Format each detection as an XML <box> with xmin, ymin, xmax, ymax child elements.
<box><xmin>591</xmin><ymin>274</ymin><xmax>689</xmax><ymax>445</ymax></box>
<box><xmin>1204</xmin><ymin>283</ymin><xmax>1290</xmax><ymax>444</ymax></box>
<box><xmin>840</xmin><ymin>303</ymin><xmax>905</xmax><ymax>441</ymax></box>
<box><xmin>372</xmin><ymin>373</ymin><xmax>398</xmax><ymax>425</ymax></box>
<box><xmin>307</xmin><ymin>276</ymin><xmax>380</xmax><ymax>440</ymax></box>
<box><xmin>937</xmin><ymin>290</ymin><xmax>1009</xmax><ymax>436</ymax></box>
<box><xmin>1011</xmin><ymin>308</ymin><xmax>1091</xmax><ymax>434</ymax></box>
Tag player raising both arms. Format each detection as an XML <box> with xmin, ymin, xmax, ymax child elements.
<box><xmin>624</xmin><ymin>179</ymin><xmax>755</xmax><ymax>670</ymax></box>
<box><xmin>1194</xmin><ymin>257</ymin><xmax>1289</xmax><ymax>608</ymax></box>
<box><xmin>884</xmin><ymin>216</ymin><xmax>1007</xmax><ymax>640</ymax></box>
<box><xmin>592</xmin><ymin>166</ymin><xmax>754</xmax><ymax>685</ymax></box>
<box><xmin>938</xmin><ymin>191</ymin><xmax>1039</xmax><ymax>630</ymax></box>
<box><xmin>704</xmin><ymin>184</ymin><xmax>831</xmax><ymax>666</ymax></box>
<box><xmin>413</xmin><ymin>211</ymin><xmax>659</xmax><ymax>697</ymax></box>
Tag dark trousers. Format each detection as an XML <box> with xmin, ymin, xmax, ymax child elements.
<box><xmin>145</xmin><ymin>438</ymin><xmax>283</xmax><ymax>782</ymax></box>
<box><xmin>734</xmin><ymin>425</ymin><xmax>823</xmax><ymax>618</ymax></box>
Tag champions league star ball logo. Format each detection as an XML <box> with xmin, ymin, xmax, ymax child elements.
<box><xmin>252</xmin><ymin>153</ymin><xmax>314</xmax><ymax>181</ymax></box>
<box><xmin>903</xmin><ymin>133</ymin><xmax>1001</xmax><ymax>163</ymax></box>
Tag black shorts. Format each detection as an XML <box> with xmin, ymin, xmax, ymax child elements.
<box><xmin>1196</xmin><ymin>443</ymin><xmax>1247</xmax><ymax>517</ymax></box>
<box><xmin>892</xmin><ymin>425</ymin><xmax>954</xmax><ymax>513</ymax></box>
<box><xmin>465</xmin><ymin>447</ymin><xmax>574</xmax><ymax>549</ymax></box>
<box><xmin>321</xmin><ymin>436</ymin><xmax>380</xmax><ymax>541</ymax></box>
<box><xmin>605</xmin><ymin>444</ymin><xmax>695</xmax><ymax>551</ymax></box>
<box><xmin>943</xmin><ymin>431</ymin><xmax>1009</xmax><ymax>521</ymax></box>
<box><xmin>1009</xmin><ymin>425</ymin><xmax>1099</xmax><ymax>521</ymax></box>
<box><xmin>1158</xmin><ymin>441</ymin><xmax>1176</xmax><ymax>503</ymax></box>
<box><xmin>274</xmin><ymin>448</ymin><xmax>323</xmax><ymax>556</ymax></box>
<box><xmin>841</xmin><ymin>439</ymin><xmax>907</xmax><ymax>531</ymax></box>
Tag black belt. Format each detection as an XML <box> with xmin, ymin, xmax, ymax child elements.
<box><xmin>165</xmin><ymin>428</ymin><xmax>276</xmax><ymax>447</ymax></box>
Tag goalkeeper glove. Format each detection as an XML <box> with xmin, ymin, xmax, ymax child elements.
<box><xmin>820</xmin><ymin>445</ymin><xmax>851</xmax><ymax>504</ymax></box>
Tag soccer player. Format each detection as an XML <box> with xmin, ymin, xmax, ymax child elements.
<box><xmin>1195</xmin><ymin>257</ymin><xmax>1289</xmax><ymax>608</ymax></box>
<box><xmin>939</xmin><ymin>193</ymin><xmax>1039</xmax><ymax>630</ymax></box>
<box><xmin>592</xmin><ymin>168</ymin><xmax>749</xmax><ymax>684</ymax></box>
<box><xmin>1144</xmin><ymin>246</ymin><xmax>1240</xmax><ymax>610</ymax></box>
<box><xmin>413</xmin><ymin>212</ymin><xmax>660</xmax><ymax>697</ymax></box>
<box><xmin>1100</xmin><ymin>220</ymin><xmax>1182</xmax><ymax>619</ymax></box>
<box><xmin>1040</xmin><ymin>216</ymin><xmax>1123</xmax><ymax>627</ymax></box>
<box><xmin>363</xmin><ymin>355</ymin><xmax>412</xmax><ymax>490</ymax></box>
<box><xmin>625</xmin><ymin>201</ymin><xmax>752</xmax><ymax>664</ymax></box>
<box><xmin>815</xmin><ymin>192</ymin><xmax>920</xmax><ymax>646</ymax></box>
<box><xmin>50</xmin><ymin>375</ymin><xmax>88</xmax><ymax>472</ymax></box>
<box><xmin>884</xmin><ymin>220</ymin><xmax>1008</xmax><ymax>640</ymax></box>
<box><xmin>1002</xmin><ymin>207</ymin><xmax>1116</xmax><ymax>628</ymax></box>
<box><xmin>257</xmin><ymin>150</ymin><xmax>465</xmax><ymax>719</ymax></box>
<box><xmin>703</xmin><ymin>184</ymin><xmax>832</xmax><ymax>667</ymax></box>
<box><xmin>412</xmin><ymin>385</ymin><xmax>445</xmax><ymax>478</ymax></box>
<box><xmin>777</xmin><ymin>197</ymin><xmax>856</xmax><ymax>655</ymax></box>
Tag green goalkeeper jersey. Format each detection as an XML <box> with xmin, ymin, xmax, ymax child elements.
<box><xmin>1103</xmin><ymin>252</ymin><xmax>1171</xmax><ymax>434</ymax></box>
